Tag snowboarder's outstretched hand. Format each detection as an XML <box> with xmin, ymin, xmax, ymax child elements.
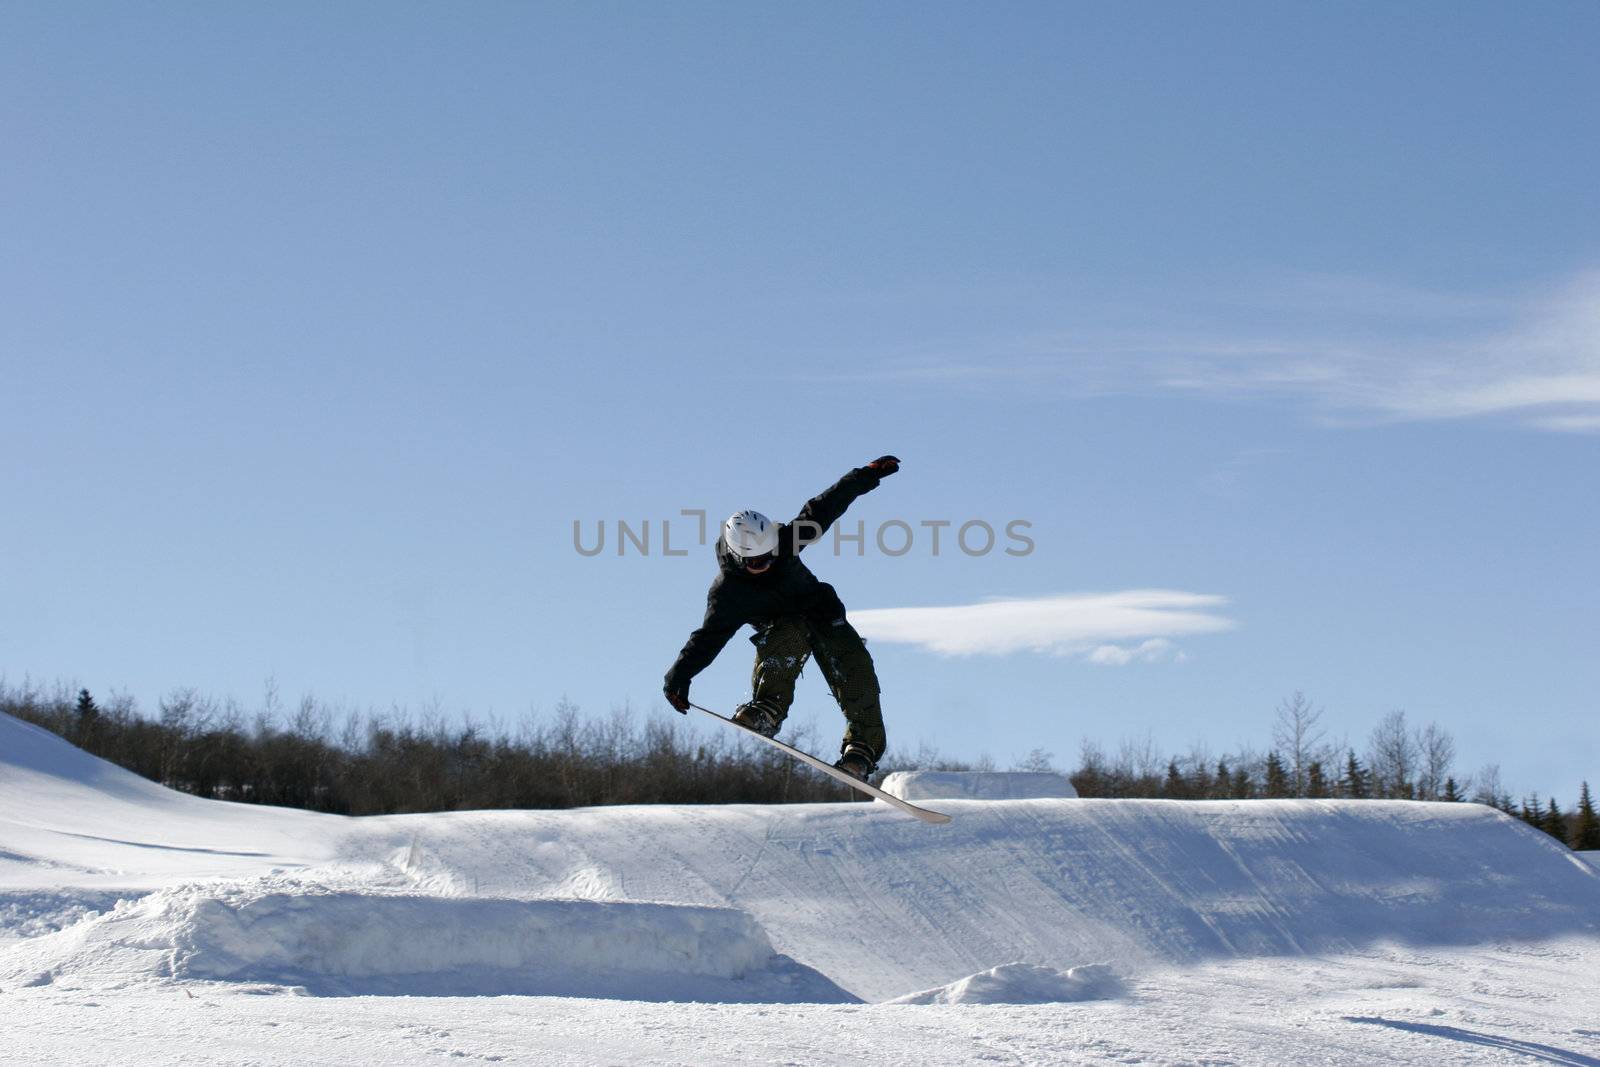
<box><xmin>867</xmin><ymin>455</ymin><xmax>900</xmax><ymax>476</ymax></box>
<box><xmin>664</xmin><ymin>687</ymin><xmax>690</xmax><ymax>714</ymax></box>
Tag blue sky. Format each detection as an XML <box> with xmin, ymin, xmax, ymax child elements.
<box><xmin>4</xmin><ymin>3</ymin><xmax>1596</xmax><ymax>797</ymax></box>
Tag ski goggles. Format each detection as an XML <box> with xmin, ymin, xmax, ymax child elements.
<box><xmin>739</xmin><ymin>551</ymin><xmax>776</xmax><ymax>570</ymax></box>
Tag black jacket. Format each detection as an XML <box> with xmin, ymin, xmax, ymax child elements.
<box><xmin>663</xmin><ymin>465</ymin><xmax>886</xmax><ymax>695</ymax></box>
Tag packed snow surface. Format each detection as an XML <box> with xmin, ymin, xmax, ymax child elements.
<box><xmin>879</xmin><ymin>769</ymin><xmax>1078</xmax><ymax>800</ymax></box>
<box><xmin>888</xmin><ymin>961</ymin><xmax>1123</xmax><ymax>1004</ymax></box>
<box><xmin>4</xmin><ymin>710</ymin><xmax>1599</xmax><ymax>1063</ymax></box>
<box><xmin>0</xmin><ymin>878</ymin><xmax>851</xmax><ymax>1001</ymax></box>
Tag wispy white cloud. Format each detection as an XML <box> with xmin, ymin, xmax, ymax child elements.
<box><xmin>851</xmin><ymin>590</ymin><xmax>1233</xmax><ymax>662</ymax></box>
<box><xmin>1531</xmin><ymin>413</ymin><xmax>1600</xmax><ymax>433</ymax></box>
<box><xmin>1139</xmin><ymin>275</ymin><xmax>1600</xmax><ymax>429</ymax></box>
<box><xmin>804</xmin><ymin>270</ymin><xmax>1600</xmax><ymax>433</ymax></box>
<box><xmin>1086</xmin><ymin>638</ymin><xmax>1184</xmax><ymax>666</ymax></box>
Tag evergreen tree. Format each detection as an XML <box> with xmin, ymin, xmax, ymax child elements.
<box><xmin>1231</xmin><ymin>765</ymin><xmax>1252</xmax><ymax>799</ymax></box>
<box><xmin>1306</xmin><ymin>760</ymin><xmax>1329</xmax><ymax>798</ymax></box>
<box><xmin>1520</xmin><ymin>794</ymin><xmax>1539</xmax><ymax>825</ymax></box>
<box><xmin>1071</xmin><ymin>740</ymin><xmax>1109</xmax><ymax>798</ymax></box>
<box><xmin>1264</xmin><ymin>751</ymin><xmax>1289</xmax><ymax>798</ymax></box>
<box><xmin>1571</xmin><ymin>782</ymin><xmax>1600</xmax><ymax>851</ymax></box>
<box><xmin>73</xmin><ymin>688</ymin><xmax>100</xmax><ymax>744</ymax></box>
<box><xmin>1214</xmin><ymin>759</ymin><xmax>1231</xmax><ymax>799</ymax></box>
<box><xmin>1341</xmin><ymin>750</ymin><xmax>1368</xmax><ymax>799</ymax></box>
<box><xmin>1543</xmin><ymin>797</ymin><xmax>1568</xmax><ymax>844</ymax></box>
<box><xmin>1164</xmin><ymin>759</ymin><xmax>1187</xmax><ymax>799</ymax></box>
<box><xmin>1443</xmin><ymin>776</ymin><xmax>1462</xmax><ymax>802</ymax></box>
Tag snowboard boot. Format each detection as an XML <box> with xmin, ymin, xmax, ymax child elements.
<box><xmin>833</xmin><ymin>742</ymin><xmax>877</xmax><ymax>783</ymax></box>
<box><xmin>731</xmin><ymin>700</ymin><xmax>783</xmax><ymax>739</ymax></box>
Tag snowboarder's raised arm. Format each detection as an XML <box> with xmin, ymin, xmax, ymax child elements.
<box><xmin>786</xmin><ymin>455</ymin><xmax>900</xmax><ymax>553</ymax></box>
<box><xmin>662</xmin><ymin>589</ymin><xmax>743</xmax><ymax>710</ymax></box>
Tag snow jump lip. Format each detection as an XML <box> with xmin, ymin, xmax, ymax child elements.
<box><xmin>688</xmin><ymin>701</ymin><xmax>952</xmax><ymax>824</ymax></box>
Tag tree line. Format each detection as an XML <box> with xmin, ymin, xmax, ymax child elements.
<box><xmin>3</xmin><ymin>679</ymin><xmax>871</xmax><ymax>813</ymax></box>
<box><xmin>1063</xmin><ymin>691</ymin><xmax>1598</xmax><ymax>850</ymax></box>
<box><xmin>2</xmin><ymin>679</ymin><xmax>1595</xmax><ymax>850</ymax></box>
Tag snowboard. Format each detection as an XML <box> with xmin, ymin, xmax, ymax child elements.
<box><xmin>689</xmin><ymin>702</ymin><xmax>952</xmax><ymax>825</ymax></box>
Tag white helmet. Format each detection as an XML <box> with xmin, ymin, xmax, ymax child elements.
<box><xmin>722</xmin><ymin>509</ymin><xmax>778</xmax><ymax>559</ymax></box>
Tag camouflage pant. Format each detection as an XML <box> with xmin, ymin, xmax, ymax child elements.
<box><xmin>748</xmin><ymin>615</ymin><xmax>886</xmax><ymax>762</ymax></box>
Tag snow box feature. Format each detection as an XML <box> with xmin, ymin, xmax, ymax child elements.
<box><xmin>0</xmin><ymin>883</ymin><xmax>856</xmax><ymax>1002</ymax></box>
<box><xmin>879</xmin><ymin>770</ymin><xmax>1079</xmax><ymax>801</ymax></box>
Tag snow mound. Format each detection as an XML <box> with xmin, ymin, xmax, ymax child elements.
<box><xmin>888</xmin><ymin>962</ymin><xmax>1123</xmax><ymax>1005</ymax></box>
<box><xmin>0</xmin><ymin>880</ymin><xmax>854</xmax><ymax>1002</ymax></box>
<box><xmin>0</xmin><ymin>889</ymin><xmax>131</xmax><ymax>946</ymax></box>
<box><xmin>1581</xmin><ymin>851</ymin><xmax>1600</xmax><ymax>870</ymax></box>
<box><xmin>0</xmin><ymin>712</ymin><xmax>333</xmax><ymax>889</ymax></box>
<box><xmin>879</xmin><ymin>770</ymin><xmax>1078</xmax><ymax>800</ymax></box>
<box><xmin>0</xmin><ymin>711</ymin><xmax>173</xmax><ymax>802</ymax></box>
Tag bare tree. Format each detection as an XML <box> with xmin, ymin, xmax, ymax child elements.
<box><xmin>1011</xmin><ymin>747</ymin><xmax>1058</xmax><ymax>773</ymax></box>
<box><xmin>1414</xmin><ymin>720</ymin><xmax>1457</xmax><ymax>801</ymax></box>
<box><xmin>1116</xmin><ymin>731</ymin><xmax>1163</xmax><ymax>779</ymax></box>
<box><xmin>1272</xmin><ymin>691</ymin><xmax>1326</xmax><ymax>798</ymax></box>
<box><xmin>1366</xmin><ymin>709</ymin><xmax>1418</xmax><ymax>798</ymax></box>
<box><xmin>291</xmin><ymin>693</ymin><xmax>332</xmax><ymax>743</ymax></box>
<box><xmin>1470</xmin><ymin>763</ymin><xmax>1508</xmax><ymax>809</ymax></box>
<box><xmin>158</xmin><ymin>687</ymin><xmax>213</xmax><ymax>788</ymax></box>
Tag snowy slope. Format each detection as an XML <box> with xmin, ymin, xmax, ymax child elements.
<box><xmin>4</xmin><ymin>711</ymin><xmax>1597</xmax><ymax>1003</ymax></box>
<box><xmin>5</xmin><ymin>710</ymin><xmax>1600</xmax><ymax>1064</ymax></box>
<box><xmin>0</xmin><ymin>712</ymin><xmax>334</xmax><ymax>890</ymax></box>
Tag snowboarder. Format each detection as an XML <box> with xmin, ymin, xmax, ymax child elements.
<box><xmin>663</xmin><ymin>456</ymin><xmax>901</xmax><ymax>781</ymax></box>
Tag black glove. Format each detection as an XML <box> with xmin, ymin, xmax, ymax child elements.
<box><xmin>664</xmin><ymin>687</ymin><xmax>690</xmax><ymax>714</ymax></box>
<box><xmin>866</xmin><ymin>455</ymin><xmax>900</xmax><ymax>476</ymax></box>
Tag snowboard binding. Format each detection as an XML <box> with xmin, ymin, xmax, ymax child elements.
<box><xmin>731</xmin><ymin>700</ymin><xmax>783</xmax><ymax>739</ymax></box>
<box><xmin>833</xmin><ymin>742</ymin><xmax>877</xmax><ymax>783</ymax></box>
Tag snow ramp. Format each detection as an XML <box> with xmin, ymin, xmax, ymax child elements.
<box><xmin>350</xmin><ymin>798</ymin><xmax>1600</xmax><ymax>1001</ymax></box>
